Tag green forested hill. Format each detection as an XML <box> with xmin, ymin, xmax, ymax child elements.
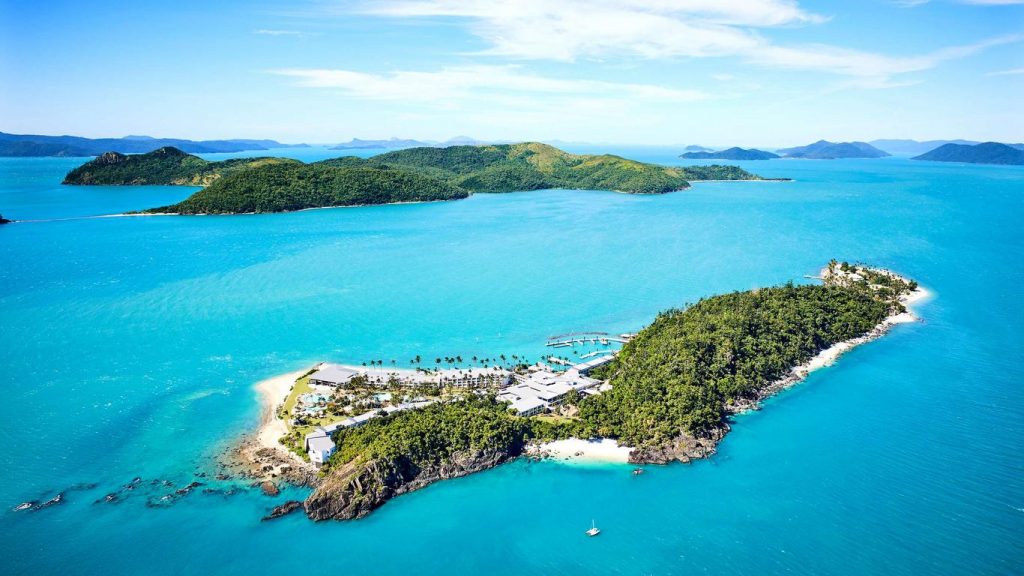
<box><xmin>370</xmin><ymin>142</ymin><xmax>760</xmax><ymax>193</ymax></box>
<box><xmin>62</xmin><ymin>147</ymin><xmax>299</xmax><ymax>185</ymax></box>
<box><xmin>145</xmin><ymin>163</ymin><xmax>468</xmax><ymax>214</ymax></box>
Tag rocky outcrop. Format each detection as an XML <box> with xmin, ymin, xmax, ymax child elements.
<box><xmin>304</xmin><ymin>447</ymin><xmax>518</xmax><ymax>521</ymax></box>
<box><xmin>628</xmin><ymin>425</ymin><xmax>729</xmax><ymax>465</ymax></box>
<box><xmin>262</xmin><ymin>500</ymin><xmax>303</xmax><ymax>521</ymax></box>
<box><xmin>260</xmin><ymin>481</ymin><xmax>280</xmax><ymax>497</ymax></box>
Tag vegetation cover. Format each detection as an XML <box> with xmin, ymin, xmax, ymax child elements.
<box><xmin>370</xmin><ymin>142</ymin><xmax>760</xmax><ymax>193</ymax></box>
<box><xmin>321</xmin><ymin>396</ymin><xmax>530</xmax><ymax>473</ymax></box>
<box><xmin>62</xmin><ymin>147</ymin><xmax>298</xmax><ymax>186</ymax></box>
<box><xmin>145</xmin><ymin>162</ymin><xmax>467</xmax><ymax>214</ymax></box>
<box><xmin>309</xmin><ymin>265</ymin><xmax>916</xmax><ymax>520</ymax></box>
<box><xmin>63</xmin><ymin>142</ymin><xmax>766</xmax><ymax>214</ymax></box>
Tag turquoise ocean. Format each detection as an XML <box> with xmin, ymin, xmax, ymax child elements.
<box><xmin>1</xmin><ymin>147</ymin><xmax>1021</xmax><ymax>575</ymax></box>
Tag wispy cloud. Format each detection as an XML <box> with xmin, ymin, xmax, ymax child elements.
<box><xmin>253</xmin><ymin>29</ymin><xmax>310</xmax><ymax>37</ymax></box>
<box><xmin>987</xmin><ymin>67</ymin><xmax>1024</xmax><ymax>75</ymax></box>
<box><xmin>353</xmin><ymin>0</ymin><xmax>1019</xmax><ymax>82</ymax></box>
<box><xmin>269</xmin><ymin>64</ymin><xmax>708</xmax><ymax>103</ymax></box>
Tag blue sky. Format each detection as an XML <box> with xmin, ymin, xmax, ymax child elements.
<box><xmin>1</xmin><ymin>0</ymin><xmax>1021</xmax><ymax>146</ymax></box>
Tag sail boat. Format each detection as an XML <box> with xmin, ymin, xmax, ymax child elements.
<box><xmin>585</xmin><ymin>519</ymin><xmax>601</xmax><ymax>537</ymax></box>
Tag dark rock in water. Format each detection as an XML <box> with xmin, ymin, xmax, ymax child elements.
<box><xmin>261</xmin><ymin>500</ymin><xmax>303</xmax><ymax>521</ymax></box>
<box><xmin>174</xmin><ymin>481</ymin><xmax>203</xmax><ymax>496</ymax></box>
<box><xmin>215</xmin><ymin>473</ymin><xmax>231</xmax><ymax>481</ymax></box>
<box><xmin>13</xmin><ymin>501</ymin><xmax>35</xmax><ymax>512</ymax></box>
<box><xmin>260</xmin><ymin>482</ymin><xmax>280</xmax><ymax>497</ymax></box>
<box><xmin>35</xmin><ymin>493</ymin><xmax>64</xmax><ymax>510</ymax></box>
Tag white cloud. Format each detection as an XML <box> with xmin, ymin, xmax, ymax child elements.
<box><xmin>753</xmin><ymin>35</ymin><xmax>1021</xmax><ymax>77</ymax></box>
<box><xmin>987</xmin><ymin>67</ymin><xmax>1024</xmax><ymax>75</ymax></box>
<box><xmin>253</xmin><ymin>29</ymin><xmax>309</xmax><ymax>37</ymax></box>
<box><xmin>354</xmin><ymin>0</ymin><xmax>1019</xmax><ymax>81</ymax></box>
<box><xmin>269</xmin><ymin>64</ymin><xmax>708</xmax><ymax>103</ymax></box>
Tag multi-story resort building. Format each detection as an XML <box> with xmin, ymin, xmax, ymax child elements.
<box><xmin>301</xmin><ymin>355</ymin><xmax>616</xmax><ymax>464</ymax></box>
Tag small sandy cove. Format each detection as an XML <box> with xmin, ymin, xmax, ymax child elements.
<box><xmin>528</xmin><ymin>438</ymin><xmax>633</xmax><ymax>464</ymax></box>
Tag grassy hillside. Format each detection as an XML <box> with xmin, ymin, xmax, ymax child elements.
<box><xmin>145</xmin><ymin>162</ymin><xmax>468</xmax><ymax>214</ymax></box>
<box><xmin>62</xmin><ymin>147</ymin><xmax>299</xmax><ymax>185</ymax></box>
<box><xmin>370</xmin><ymin>142</ymin><xmax>760</xmax><ymax>193</ymax></box>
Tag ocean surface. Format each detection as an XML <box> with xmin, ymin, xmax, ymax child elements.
<box><xmin>1</xmin><ymin>147</ymin><xmax>1022</xmax><ymax>575</ymax></box>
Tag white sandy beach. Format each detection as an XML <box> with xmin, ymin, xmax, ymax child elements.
<box><xmin>529</xmin><ymin>437</ymin><xmax>633</xmax><ymax>464</ymax></box>
<box><xmin>252</xmin><ymin>367</ymin><xmax>314</xmax><ymax>455</ymax></box>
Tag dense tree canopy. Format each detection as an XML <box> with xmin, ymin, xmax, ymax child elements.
<box><xmin>146</xmin><ymin>163</ymin><xmax>467</xmax><ymax>214</ymax></box>
<box><xmin>62</xmin><ymin>146</ymin><xmax>298</xmax><ymax>186</ymax></box>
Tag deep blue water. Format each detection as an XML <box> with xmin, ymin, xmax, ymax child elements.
<box><xmin>1</xmin><ymin>148</ymin><xmax>1022</xmax><ymax>575</ymax></box>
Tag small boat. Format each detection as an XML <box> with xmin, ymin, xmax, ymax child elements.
<box><xmin>13</xmin><ymin>502</ymin><xmax>34</xmax><ymax>512</ymax></box>
<box><xmin>585</xmin><ymin>519</ymin><xmax>601</xmax><ymax>537</ymax></box>
<box><xmin>632</xmin><ymin>467</ymin><xmax>644</xmax><ymax>476</ymax></box>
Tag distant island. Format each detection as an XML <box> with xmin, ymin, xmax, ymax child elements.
<box><xmin>778</xmin><ymin>140</ymin><xmax>890</xmax><ymax>159</ymax></box>
<box><xmin>244</xmin><ymin>262</ymin><xmax>924</xmax><ymax>521</ymax></box>
<box><xmin>0</xmin><ymin>213</ymin><xmax>10</xmax><ymax>225</ymax></box>
<box><xmin>0</xmin><ymin>131</ymin><xmax>307</xmax><ymax>157</ymax></box>
<box><xmin>682</xmin><ymin>145</ymin><xmax>714</xmax><ymax>153</ymax></box>
<box><xmin>63</xmin><ymin>143</ymin><xmax>769</xmax><ymax>214</ymax></box>
<box><xmin>331</xmin><ymin>138</ymin><xmax>434</xmax><ymax>150</ymax></box>
<box><xmin>680</xmin><ymin>147</ymin><xmax>780</xmax><ymax>160</ymax></box>
<box><xmin>331</xmin><ymin>136</ymin><xmax>494</xmax><ymax>150</ymax></box>
<box><xmin>911</xmin><ymin>142</ymin><xmax>1024</xmax><ymax>165</ymax></box>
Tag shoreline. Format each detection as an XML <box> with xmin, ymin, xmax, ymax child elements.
<box><xmin>730</xmin><ymin>268</ymin><xmax>930</xmax><ymax>414</ymax></box>
<box><xmin>230</xmin><ymin>367</ymin><xmax>318</xmax><ymax>484</ymax></box>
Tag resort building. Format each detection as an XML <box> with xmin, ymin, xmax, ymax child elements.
<box><xmin>496</xmin><ymin>360</ymin><xmax>608</xmax><ymax>415</ymax></box>
<box><xmin>305</xmin><ymin>428</ymin><xmax>336</xmax><ymax>465</ymax></box>
<box><xmin>308</xmin><ymin>364</ymin><xmax>360</xmax><ymax>387</ymax></box>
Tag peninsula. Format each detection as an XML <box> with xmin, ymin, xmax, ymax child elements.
<box><xmin>63</xmin><ymin>143</ymin><xmax>768</xmax><ymax>214</ymax></box>
<box><xmin>247</xmin><ymin>262</ymin><xmax>924</xmax><ymax>521</ymax></box>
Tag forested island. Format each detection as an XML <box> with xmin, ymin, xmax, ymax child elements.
<box><xmin>299</xmin><ymin>262</ymin><xmax>922</xmax><ymax>521</ymax></box>
<box><xmin>912</xmin><ymin>142</ymin><xmax>1024</xmax><ymax>165</ymax></box>
<box><xmin>679</xmin><ymin>147</ymin><xmax>779</xmax><ymax>160</ymax></box>
<box><xmin>63</xmin><ymin>143</ymin><xmax>769</xmax><ymax>214</ymax></box>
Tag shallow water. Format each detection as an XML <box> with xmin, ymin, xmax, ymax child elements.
<box><xmin>1</xmin><ymin>149</ymin><xmax>1022</xmax><ymax>575</ymax></box>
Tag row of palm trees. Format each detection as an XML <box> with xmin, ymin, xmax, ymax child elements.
<box><xmin>360</xmin><ymin>353</ymin><xmax>531</xmax><ymax>372</ymax></box>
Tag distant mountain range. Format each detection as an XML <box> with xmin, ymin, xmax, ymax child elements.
<box><xmin>0</xmin><ymin>132</ymin><xmax>308</xmax><ymax>157</ymax></box>
<box><xmin>331</xmin><ymin>136</ymin><xmax>494</xmax><ymax>150</ymax></box>
<box><xmin>912</xmin><ymin>142</ymin><xmax>1024</xmax><ymax>165</ymax></box>
<box><xmin>777</xmin><ymin>140</ymin><xmax>890</xmax><ymax>159</ymax></box>
<box><xmin>682</xmin><ymin>145</ymin><xmax>714</xmax><ymax>153</ymax></box>
<box><xmin>680</xmin><ymin>147</ymin><xmax>779</xmax><ymax>160</ymax></box>
<box><xmin>870</xmin><ymin>139</ymin><xmax>1024</xmax><ymax>156</ymax></box>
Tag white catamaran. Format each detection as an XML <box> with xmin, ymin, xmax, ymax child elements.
<box><xmin>585</xmin><ymin>520</ymin><xmax>601</xmax><ymax>537</ymax></box>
